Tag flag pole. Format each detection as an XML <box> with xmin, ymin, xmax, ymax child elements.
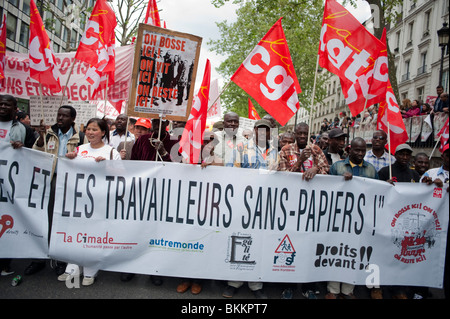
<box><xmin>308</xmin><ymin>55</ymin><xmax>320</xmax><ymax>144</ymax></box>
<box><xmin>59</xmin><ymin>58</ymin><xmax>77</xmax><ymax>106</ymax></box>
<box><xmin>429</xmin><ymin>124</ymin><xmax>446</xmax><ymax>159</ymax></box>
<box><xmin>429</xmin><ymin>138</ymin><xmax>440</xmax><ymax>160</ymax></box>
<box><xmin>155</xmin><ymin>113</ymin><xmax>164</xmax><ymax>162</ymax></box>
<box><xmin>38</xmin><ymin>83</ymin><xmax>47</xmax><ymax>151</ymax></box>
<box><xmin>104</xmin><ymin>76</ymin><xmax>109</xmax><ymax>116</ymax></box>
<box><xmin>387</xmin><ymin>121</ymin><xmax>392</xmax><ymax>180</ymax></box>
<box><xmin>208</xmin><ymin>80</ymin><xmax>231</xmax><ymax>112</ymax></box>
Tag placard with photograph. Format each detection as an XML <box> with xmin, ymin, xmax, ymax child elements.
<box><xmin>127</xmin><ymin>24</ymin><xmax>202</xmax><ymax>121</ymax></box>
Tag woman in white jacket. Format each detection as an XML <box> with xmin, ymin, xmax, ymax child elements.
<box><xmin>57</xmin><ymin>118</ymin><xmax>120</xmax><ymax>286</ymax></box>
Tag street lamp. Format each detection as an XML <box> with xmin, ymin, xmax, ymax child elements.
<box><xmin>437</xmin><ymin>22</ymin><xmax>449</xmax><ymax>91</ymax></box>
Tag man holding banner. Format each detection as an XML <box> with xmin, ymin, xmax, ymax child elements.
<box><xmin>0</xmin><ymin>94</ymin><xmax>34</xmax><ymax>276</ymax></box>
<box><xmin>328</xmin><ymin>137</ymin><xmax>378</xmax><ymax>299</ymax></box>
<box><xmin>26</xmin><ymin>105</ymin><xmax>87</xmax><ymax>276</ymax></box>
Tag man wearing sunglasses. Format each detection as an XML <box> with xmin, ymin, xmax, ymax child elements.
<box><xmin>364</xmin><ymin>130</ymin><xmax>396</xmax><ymax>172</ymax></box>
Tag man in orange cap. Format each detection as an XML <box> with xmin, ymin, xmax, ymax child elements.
<box><xmin>117</xmin><ymin>118</ymin><xmax>151</xmax><ymax>160</ymax></box>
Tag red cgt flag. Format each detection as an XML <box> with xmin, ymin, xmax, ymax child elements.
<box><xmin>29</xmin><ymin>0</ymin><xmax>62</xmax><ymax>93</ymax></box>
<box><xmin>248</xmin><ymin>98</ymin><xmax>261</xmax><ymax>120</ymax></box>
<box><xmin>179</xmin><ymin>59</ymin><xmax>211</xmax><ymax>164</ymax></box>
<box><xmin>75</xmin><ymin>0</ymin><xmax>117</xmax><ymax>97</ymax></box>
<box><xmin>0</xmin><ymin>14</ymin><xmax>6</xmax><ymax>83</ymax></box>
<box><xmin>231</xmin><ymin>18</ymin><xmax>301</xmax><ymax>126</ymax></box>
<box><xmin>319</xmin><ymin>0</ymin><xmax>389</xmax><ymax>117</ymax></box>
<box><xmin>145</xmin><ymin>0</ymin><xmax>161</xmax><ymax>27</ymax></box>
<box><xmin>376</xmin><ymin>28</ymin><xmax>407</xmax><ymax>154</ymax></box>
<box><xmin>377</xmin><ymin>81</ymin><xmax>408</xmax><ymax>154</ymax></box>
<box><xmin>438</xmin><ymin>118</ymin><xmax>449</xmax><ymax>153</ymax></box>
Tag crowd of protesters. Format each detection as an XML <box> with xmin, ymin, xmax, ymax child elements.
<box><xmin>317</xmin><ymin>86</ymin><xmax>449</xmax><ymax>138</ymax></box>
<box><xmin>0</xmin><ymin>93</ymin><xmax>449</xmax><ymax>299</ymax></box>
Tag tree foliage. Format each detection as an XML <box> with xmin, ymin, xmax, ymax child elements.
<box><xmin>112</xmin><ymin>0</ymin><xmax>148</xmax><ymax>46</ymax></box>
<box><xmin>208</xmin><ymin>0</ymin><xmax>329</xmax><ymax>122</ymax></box>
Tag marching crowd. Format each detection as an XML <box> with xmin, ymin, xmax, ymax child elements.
<box><xmin>0</xmin><ymin>93</ymin><xmax>449</xmax><ymax>299</ymax></box>
<box><xmin>319</xmin><ymin>85</ymin><xmax>449</xmax><ymax>135</ymax></box>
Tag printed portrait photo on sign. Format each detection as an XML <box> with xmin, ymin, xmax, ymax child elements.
<box><xmin>128</xmin><ymin>23</ymin><xmax>202</xmax><ymax>121</ymax></box>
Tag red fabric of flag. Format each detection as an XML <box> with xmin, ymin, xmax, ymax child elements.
<box><xmin>319</xmin><ymin>0</ymin><xmax>388</xmax><ymax>117</ymax></box>
<box><xmin>376</xmin><ymin>80</ymin><xmax>408</xmax><ymax>153</ymax></box>
<box><xmin>0</xmin><ymin>14</ymin><xmax>6</xmax><ymax>83</ymax></box>
<box><xmin>145</xmin><ymin>0</ymin><xmax>161</xmax><ymax>27</ymax></box>
<box><xmin>179</xmin><ymin>59</ymin><xmax>211</xmax><ymax>164</ymax></box>
<box><xmin>29</xmin><ymin>0</ymin><xmax>62</xmax><ymax>93</ymax></box>
<box><xmin>248</xmin><ymin>98</ymin><xmax>261</xmax><ymax>120</ymax></box>
<box><xmin>438</xmin><ymin>118</ymin><xmax>449</xmax><ymax>153</ymax></box>
<box><xmin>75</xmin><ymin>0</ymin><xmax>117</xmax><ymax>97</ymax></box>
<box><xmin>231</xmin><ymin>18</ymin><xmax>301</xmax><ymax>126</ymax></box>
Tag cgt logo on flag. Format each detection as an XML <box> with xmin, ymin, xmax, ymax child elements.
<box><xmin>29</xmin><ymin>0</ymin><xmax>62</xmax><ymax>93</ymax></box>
<box><xmin>231</xmin><ymin>18</ymin><xmax>301</xmax><ymax>126</ymax></box>
<box><xmin>319</xmin><ymin>0</ymin><xmax>388</xmax><ymax>117</ymax></box>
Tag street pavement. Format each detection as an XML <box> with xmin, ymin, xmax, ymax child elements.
<box><xmin>0</xmin><ymin>258</ymin><xmax>445</xmax><ymax>300</ymax></box>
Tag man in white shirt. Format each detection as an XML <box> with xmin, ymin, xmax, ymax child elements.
<box><xmin>364</xmin><ymin>130</ymin><xmax>396</xmax><ymax>171</ymax></box>
<box><xmin>420</xmin><ymin>143</ymin><xmax>449</xmax><ymax>188</ymax></box>
<box><xmin>420</xmin><ymin>143</ymin><xmax>449</xmax><ymax>300</ymax></box>
<box><xmin>214</xmin><ymin>112</ymin><xmax>245</xmax><ymax>167</ymax></box>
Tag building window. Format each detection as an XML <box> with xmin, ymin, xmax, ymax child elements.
<box><xmin>8</xmin><ymin>0</ymin><xmax>19</xmax><ymax>8</ymax></box>
<box><xmin>22</xmin><ymin>0</ymin><xmax>30</xmax><ymax>15</ymax></box>
<box><xmin>395</xmin><ymin>31</ymin><xmax>401</xmax><ymax>51</ymax></box>
<box><xmin>416</xmin><ymin>87</ymin><xmax>424</xmax><ymax>102</ymax></box>
<box><xmin>45</xmin><ymin>12</ymin><xmax>54</xmax><ymax>30</ymax></box>
<box><xmin>57</xmin><ymin>0</ymin><xmax>64</xmax><ymax>11</ymax></box>
<box><xmin>423</xmin><ymin>10</ymin><xmax>431</xmax><ymax>34</ymax></box>
<box><xmin>442</xmin><ymin>70</ymin><xmax>449</xmax><ymax>93</ymax></box>
<box><xmin>402</xmin><ymin>60</ymin><xmax>410</xmax><ymax>81</ymax></box>
<box><xmin>54</xmin><ymin>18</ymin><xmax>62</xmax><ymax>38</ymax></box>
<box><xmin>19</xmin><ymin>22</ymin><xmax>29</xmax><ymax>48</ymax></box>
<box><xmin>407</xmin><ymin>21</ymin><xmax>414</xmax><ymax>44</ymax></box>
<box><xmin>418</xmin><ymin>52</ymin><xmax>427</xmax><ymax>75</ymax></box>
<box><xmin>70</xmin><ymin>29</ymin><xmax>78</xmax><ymax>48</ymax></box>
<box><xmin>6</xmin><ymin>14</ymin><xmax>17</xmax><ymax>41</ymax></box>
<box><xmin>63</xmin><ymin>26</ymin><xmax>69</xmax><ymax>43</ymax></box>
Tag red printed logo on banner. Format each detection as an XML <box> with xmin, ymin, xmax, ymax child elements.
<box><xmin>0</xmin><ymin>215</ymin><xmax>14</xmax><ymax>238</ymax></box>
<box><xmin>433</xmin><ymin>188</ymin><xmax>443</xmax><ymax>199</ymax></box>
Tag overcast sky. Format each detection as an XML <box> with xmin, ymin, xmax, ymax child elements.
<box><xmin>155</xmin><ymin>0</ymin><xmax>372</xmax><ymax>92</ymax></box>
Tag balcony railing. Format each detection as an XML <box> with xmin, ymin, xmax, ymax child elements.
<box><xmin>417</xmin><ymin>65</ymin><xmax>427</xmax><ymax>75</ymax></box>
<box><xmin>402</xmin><ymin>72</ymin><xmax>410</xmax><ymax>81</ymax></box>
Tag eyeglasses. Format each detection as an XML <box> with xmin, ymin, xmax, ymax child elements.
<box><xmin>372</xmin><ymin>136</ymin><xmax>386</xmax><ymax>140</ymax></box>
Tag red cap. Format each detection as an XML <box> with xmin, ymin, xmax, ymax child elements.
<box><xmin>135</xmin><ymin>118</ymin><xmax>151</xmax><ymax>129</ymax></box>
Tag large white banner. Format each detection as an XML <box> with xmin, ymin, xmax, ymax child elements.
<box><xmin>0</xmin><ymin>142</ymin><xmax>54</xmax><ymax>258</ymax></box>
<box><xmin>0</xmin><ymin>45</ymin><xmax>134</xmax><ymax>103</ymax></box>
<box><xmin>48</xmin><ymin>157</ymin><xmax>449</xmax><ymax>288</ymax></box>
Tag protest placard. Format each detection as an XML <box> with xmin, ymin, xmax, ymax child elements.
<box><xmin>127</xmin><ymin>24</ymin><xmax>202</xmax><ymax>121</ymax></box>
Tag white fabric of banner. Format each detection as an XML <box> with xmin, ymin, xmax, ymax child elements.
<box><xmin>45</xmin><ymin>156</ymin><xmax>448</xmax><ymax>288</ymax></box>
<box><xmin>0</xmin><ymin>142</ymin><xmax>54</xmax><ymax>258</ymax></box>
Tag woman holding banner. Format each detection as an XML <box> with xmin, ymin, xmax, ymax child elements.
<box><xmin>57</xmin><ymin>118</ymin><xmax>121</xmax><ymax>286</ymax></box>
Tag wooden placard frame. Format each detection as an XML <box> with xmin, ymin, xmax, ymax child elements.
<box><xmin>127</xmin><ymin>23</ymin><xmax>202</xmax><ymax>121</ymax></box>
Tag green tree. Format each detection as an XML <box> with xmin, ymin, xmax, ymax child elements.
<box><xmin>209</xmin><ymin>0</ymin><xmax>328</xmax><ymax>124</ymax></box>
<box><xmin>113</xmin><ymin>0</ymin><xmax>148</xmax><ymax>46</ymax></box>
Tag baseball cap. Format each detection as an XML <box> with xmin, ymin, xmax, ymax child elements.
<box><xmin>254</xmin><ymin>119</ymin><xmax>272</xmax><ymax>128</ymax></box>
<box><xmin>135</xmin><ymin>118</ymin><xmax>151</xmax><ymax>129</ymax></box>
<box><xmin>395</xmin><ymin>143</ymin><xmax>413</xmax><ymax>154</ymax></box>
<box><xmin>328</xmin><ymin>128</ymin><xmax>347</xmax><ymax>139</ymax></box>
